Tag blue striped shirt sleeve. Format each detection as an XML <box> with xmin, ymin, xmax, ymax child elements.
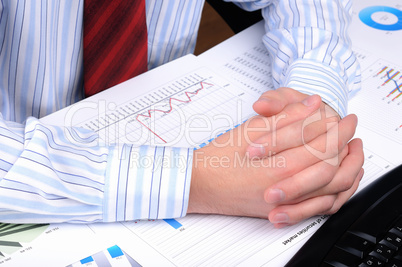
<box><xmin>230</xmin><ymin>0</ymin><xmax>361</xmax><ymax>117</ymax></box>
<box><xmin>0</xmin><ymin>115</ymin><xmax>193</xmax><ymax>223</ymax></box>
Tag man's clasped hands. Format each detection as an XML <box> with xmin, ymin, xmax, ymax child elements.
<box><xmin>187</xmin><ymin>87</ymin><xmax>364</xmax><ymax>228</ymax></box>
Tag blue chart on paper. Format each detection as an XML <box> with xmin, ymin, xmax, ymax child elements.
<box><xmin>163</xmin><ymin>218</ymin><xmax>183</xmax><ymax>229</ymax></box>
<box><xmin>359</xmin><ymin>6</ymin><xmax>402</xmax><ymax>31</ymax></box>
<box><xmin>69</xmin><ymin>245</ymin><xmax>141</xmax><ymax>267</ymax></box>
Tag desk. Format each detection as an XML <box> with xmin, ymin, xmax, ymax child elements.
<box><xmin>3</xmin><ymin>1</ymin><xmax>402</xmax><ymax>265</ymax></box>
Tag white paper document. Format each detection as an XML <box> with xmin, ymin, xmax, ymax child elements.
<box><xmin>1</xmin><ymin>0</ymin><xmax>402</xmax><ymax>266</ymax></box>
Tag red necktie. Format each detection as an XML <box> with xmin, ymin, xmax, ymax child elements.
<box><xmin>83</xmin><ymin>0</ymin><xmax>148</xmax><ymax>97</ymax></box>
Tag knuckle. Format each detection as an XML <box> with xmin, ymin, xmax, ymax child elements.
<box><xmin>287</xmin><ymin>177</ymin><xmax>302</xmax><ymax>199</ymax></box>
<box><xmin>337</xmin><ymin>137</ymin><xmax>346</xmax><ymax>151</ymax></box>
<box><xmin>277</xmin><ymin>167</ymin><xmax>294</xmax><ymax>180</ymax></box>
<box><xmin>321</xmin><ymin>195</ymin><xmax>337</xmax><ymax>213</ymax></box>
<box><xmin>325</xmin><ymin>141</ymin><xmax>339</xmax><ymax>159</ymax></box>
<box><xmin>327</xmin><ymin>204</ymin><xmax>341</xmax><ymax>215</ymax></box>
<box><xmin>337</xmin><ymin>177</ymin><xmax>355</xmax><ymax>192</ymax></box>
<box><xmin>320</xmin><ymin>163</ymin><xmax>337</xmax><ymax>183</ymax></box>
<box><xmin>340</xmin><ymin>145</ymin><xmax>349</xmax><ymax>159</ymax></box>
<box><xmin>302</xmin><ymin>121</ymin><xmax>325</xmax><ymax>143</ymax></box>
<box><xmin>327</xmin><ymin>137</ymin><xmax>343</xmax><ymax>158</ymax></box>
<box><xmin>250</xmin><ymin>115</ymin><xmax>270</xmax><ymax>129</ymax></box>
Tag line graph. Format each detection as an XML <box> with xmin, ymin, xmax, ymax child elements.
<box><xmin>136</xmin><ymin>81</ymin><xmax>213</xmax><ymax>143</ymax></box>
<box><xmin>77</xmin><ymin>69</ymin><xmax>259</xmax><ymax>148</ymax></box>
<box><xmin>384</xmin><ymin>70</ymin><xmax>402</xmax><ymax>101</ymax></box>
<box><xmin>349</xmin><ymin>60</ymin><xmax>402</xmax><ymax>144</ymax></box>
<box><xmin>376</xmin><ymin>66</ymin><xmax>402</xmax><ymax>101</ymax></box>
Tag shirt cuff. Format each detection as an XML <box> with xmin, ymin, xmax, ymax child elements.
<box><xmin>283</xmin><ymin>59</ymin><xmax>349</xmax><ymax>118</ymax></box>
<box><xmin>103</xmin><ymin>145</ymin><xmax>193</xmax><ymax>222</ymax></box>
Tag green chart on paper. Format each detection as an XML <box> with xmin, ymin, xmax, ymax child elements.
<box><xmin>0</xmin><ymin>224</ymin><xmax>48</xmax><ymax>257</ymax></box>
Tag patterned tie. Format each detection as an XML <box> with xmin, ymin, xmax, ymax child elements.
<box><xmin>83</xmin><ymin>0</ymin><xmax>148</xmax><ymax>97</ymax></box>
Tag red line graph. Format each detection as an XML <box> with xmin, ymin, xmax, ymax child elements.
<box><xmin>136</xmin><ymin>81</ymin><xmax>213</xmax><ymax>143</ymax></box>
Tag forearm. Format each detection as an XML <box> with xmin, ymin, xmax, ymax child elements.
<box><xmin>0</xmin><ymin>115</ymin><xmax>193</xmax><ymax>224</ymax></box>
<box><xmin>227</xmin><ymin>0</ymin><xmax>362</xmax><ymax>117</ymax></box>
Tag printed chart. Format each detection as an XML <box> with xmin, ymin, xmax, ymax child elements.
<box><xmin>359</xmin><ymin>5</ymin><xmax>402</xmax><ymax>31</ymax></box>
<box><xmin>124</xmin><ymin>214</ymin><xmax>288</xmax><ymax>266</ymax></box>
<box><xmin>0</xmin><ymin>224</ymin><xmax>47</xmax><ymax>259</ymax></box>
<box><xmin>0</xmin><ymin>224</ymin><xmax>105</xmax><ymax>266</ymax></box>
<box><xmin>68</xmin><ymin>245</ymin><xmax>140</xmax><ymax>267</ymax></box>
<box><xmin>349</xmin><ymin>59</ymin><xmax>402</xmax><ymax>144</ymax></box>
<box><xmin>77</xmin><ymin>69</ymin><xmax>259</xmax><ymax>148</ymax></box>
<box><xmin>219</xmin><ymin>43</ymin><xmax>275</xmax><ymax>94</ymax></box>
<box><xmin>350</xmin><ymin>1</ymin><xmax>402</xmax><ymax>65</ymax></box>
<box><xmin>377</xmin><ymin>66</ymin><xmax>402</xmax><ymax>99</ymax></box>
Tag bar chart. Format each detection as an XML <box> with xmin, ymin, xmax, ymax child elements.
<box><xmin>68</xmin><ymin>245</ymin><xmax>140</xmax><ymax>267</ymax></box>
<box><xmin>123</xmin><ymin>214</ymin><xmax>298</xmax><ymax>266</ymax></box>
<box><xmin>163</xmin><ymin>219</ymin><xmax>183</xmax><ymax>230</ymax></box>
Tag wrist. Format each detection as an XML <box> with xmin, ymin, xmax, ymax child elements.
<box><xmin>187</xmin><ymin>148</ymin><xmax>215</xmax><ymax>214</ymax></box>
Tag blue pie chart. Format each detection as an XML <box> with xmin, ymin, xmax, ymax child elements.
<box><xmin>359</xmin><ymin>6</ymin><xmax>402</xmax><ymax>31</ymax></box>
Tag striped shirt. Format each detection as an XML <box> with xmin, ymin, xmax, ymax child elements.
<box><xmin>0</xmin><ymin>0</ymin><xmax>360</xmax><ymax>223</ymax></box>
